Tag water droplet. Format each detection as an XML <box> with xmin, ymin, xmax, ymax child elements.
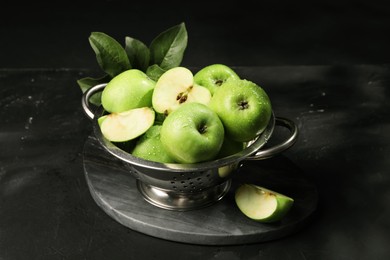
<box><xmin>24</xmin><ymin>116</ymin><xmax>33</xmax><ymax>129</ymax></box>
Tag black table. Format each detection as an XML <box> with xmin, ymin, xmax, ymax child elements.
<box><xmin>1</xmin><ymin>66</ymin><xmax>389</xmax><ymax>259</ymax></box>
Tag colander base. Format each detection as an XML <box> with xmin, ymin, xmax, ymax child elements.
<box><xmin>136</xmin><ymin>179</ymin><xmax>231</xmax><ymax>211</ymax></box>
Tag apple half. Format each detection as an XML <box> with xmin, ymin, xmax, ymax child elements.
<box><xmin>152</xmin><ymin>67</ymin><xmax>211</xmax><ymax>115</ymax></box>
<box><xmin>235</xmin><ymin>184</ymin><xmax>294</xmax><ymax>223</ymax></box>
<box><xmin>99</xmin><ymin>107</ymin><xmax>155</xmax><ymax>142</ymax></box>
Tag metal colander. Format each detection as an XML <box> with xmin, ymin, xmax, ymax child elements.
<box><xmin>82</xmin><ymin>83</ymin><xmax>298</xmax><ymax>211</ymax></box>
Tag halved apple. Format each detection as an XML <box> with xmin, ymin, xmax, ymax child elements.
<box><xmin>235</xmin><ymin>184</ymin><xmax>294</xmax><ymax>223</ymax></box>
<box><xmin>152</xmin><ymin>67</ymin><xmax>211</xmax><ymax>115</ymax></box>
<box><xmin>99</xmin><ymin>107</ymin><xmax>155</xmax><ymax>142</ymax></box>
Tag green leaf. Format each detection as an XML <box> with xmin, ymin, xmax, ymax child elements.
<box><xmin>125</xmin><ymin>36</ymin><xmax>150</xmax><ymax>72</ymax></box>
<box><xmin>146</xmin><ymin>64</ymin><xmax>166</xmax><ymax>81</ymax></box>
<box><xmin>154</xmin><ymin>112</ymin><xmax>167</xmax><ymax>125</ymax></box>
<box><xmin>89</xmin><ymin>32</ymin><xmax>131</xmax><ymax>78</ymax></box>
<box><xmin>77</xmin><ymin>74</ymin><xmax>111</xmax><ymax>106</ymax></box>
<box><xmin>149</xmin><ymin>22</ymin><xmax>188</xmax><ymax>70</ymax></box>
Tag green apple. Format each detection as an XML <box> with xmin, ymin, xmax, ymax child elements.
<box><xmin>98</xmin><ymin>115</ymin><xmax>137</xmax><ymax>152</ymax></box>
<box><xmin>218</xmin><ymin>162</ymin><xmax>240</xmax><ymax>178</ymax></box>
<box><xmin>99</xmin><ymin>107</ymin><xmax>155</xmax><ymax>142</ymax></box>
<box><xmin>193</xmin><ymin>64</ymin><xmax>240</xmax><ymax>95</ymax></box>
<box><xmin>160</xmin><ymin>102</ymin><xmax>224</xmax><ymax>163</ymax></box>
<box><xmin>209</xmin><ymin>78</ymin><xmax>272</xmax><ymax>142</ymax></box>
<box><xmin>97</xmin><ymin>115</ymin><xmax>107</xmax><ymax>126</ymax></box>
<box><xmin>235</xmin><ymin>184</ymin><xmax>294</xmax><ymax>223</ymax></box>
<box><xmin>132</xmin><ymin>125</ymin><xmax>176</xmax><ymax>163</ymax></box>
<box><xmin>101</xmin><ymin>69</ymin><xmax>156</xmax><ymax>113</ymax></box>
<box><xmin>216</xmin><ymin>136</ymin><xmax>245</xmax><ymax>159</ymax></box>
<box><xmin>152</xmin><ymin>67</ymin><xmax>211</xmax><ymax>116</ymax></box>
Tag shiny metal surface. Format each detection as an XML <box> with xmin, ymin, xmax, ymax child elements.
<box><xmin>246</xmin><ymin>117</ymin><xmax>299</xmax><ymax>160</ymax></box>
<box><xmin>83</xmin><ymin>134</ymin><xmax>318</xmax><ymax>244</ymax></box>
<box><xmin>136</xmin><ymin>179</ymin><xmax>232</xmax><ymax>211</ymax></box>
<box><xmin>82</xmin><ymin>84</ymin><xmax>298</xmax><ymax>210</ymax></box>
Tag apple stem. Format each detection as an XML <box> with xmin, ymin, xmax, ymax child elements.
<box><xmin>198</xmin><ymin>124</ymin><xmax>207</xmax><ymax>134</ymax></box>
<box><xmin>214</xmin><ymin>79</ymin><xmax>224</xmax><ymax>86</ymax></box>
<box><xmin>238</xmin><ymin>100</ymin><xmax>249</xmax><ymax>110</ymax></box>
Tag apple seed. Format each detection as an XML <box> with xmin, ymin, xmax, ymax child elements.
<box><xmin>176</xmin><ymin>92</ymin><xmax>188</xmax><ymax>103</ymax></box>
<box><xmin>176</xmin><ymin>86</ymin><xmax>194</xmax><ymax>104</ymax></box>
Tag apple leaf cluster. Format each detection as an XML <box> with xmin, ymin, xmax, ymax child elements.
<box><xmin>77</xmin><ymin>22</ymin><xmax>188</xmax><ymax>106</ymax></box>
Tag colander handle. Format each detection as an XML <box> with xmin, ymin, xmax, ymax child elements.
<box><xmin>245</xmin><ymin>117</ymin><xmax>299</xmax><ymax>160</ymax></box>
<box><xmin>81</xmin><ymin>83</ymin><xmax>107</xmax><ymax>120</ymax></box>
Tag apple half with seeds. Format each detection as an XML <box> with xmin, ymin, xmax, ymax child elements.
<box><xmin>235</xmin><ymin>184</ymin><xmax>294</xmax><ymax>223</ymax></box>
<box><xmin>99</xmin><ymin>107</ymin><xmax>155</xmax><ymax>142</ymax></box>
<box><xmin>152</xmin><ymin>67</ymin><xmax>211</xmax><ymax>115</ymax></box>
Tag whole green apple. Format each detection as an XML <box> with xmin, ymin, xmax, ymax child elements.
<box><xmin>235</xmin><ymin>184</ymin><xmax>294</xmax><ymax>223</ymax></box>
<box><xmin>216</xmin><ymin>136</ymin><xmax>245</xmax><ymax>159</ymax></box>
<box><xmin>209</xmin><ymin>78</ymin><xmax>272</xmax><ymax>142</ymax></box>
<box><xmin>160</xmin><ymin>102</ymin><xmax>224</xmax><ymax>163</ymax></box>
<box><xmin>193</xmin><ymin>64</ymin><xmax>240</xmax><ymax>95</ymax></box>
<box><xmin>101</xmin><ymin>69</ymin><xmax>156</xmax><ymax>113</ymax></box>
<box><xmin>132</xmin><ymin>125</ymin><xmax>176</xmax><ymax>163</ymax></box>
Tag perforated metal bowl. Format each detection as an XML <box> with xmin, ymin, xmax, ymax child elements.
<box><xmin>82</xmin><ymin>83</ymin><xmax>298</xmax><ymax>211</ymax></box>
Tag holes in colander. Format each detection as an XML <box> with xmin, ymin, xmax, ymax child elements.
<box><xmin>170</xmin><ymin>171</ymin><xmax>210</xmax><ymax>192</ymax></box>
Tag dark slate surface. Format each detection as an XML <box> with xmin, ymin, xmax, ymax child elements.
<box><xmin>1</xmin><ymin>66</ymin><xmax>390</xmax><ymax>259</ymax></box>
<box><xmin>83</xmin><ymin>135</ymin><xmax>317</xmax><ymax>245</ymax></box>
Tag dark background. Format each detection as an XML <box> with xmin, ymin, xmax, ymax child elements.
<box><xmin>1</xmin><ymin>0</ymin><xmax>390</xmax><ymax>69</ymax></box>
<box><xmin>1</xmin><ymin>1</ymin><xmax>390</xmax><ymax>260</ymax></box>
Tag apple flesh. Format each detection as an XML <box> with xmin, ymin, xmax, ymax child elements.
<box><xmin>132</xmin><ymin>125</ymin><xmax>176</xmax><ymax>163</ymax></box>
<box><xmin>160</xmin><ymin>102</ymin><xmax>224</xmax><ymax>163</ymax></box>
<box><xmin>209</xmin><ymin>78</ymin><xmax>272</xmax><ymax>142</ymax></box>
<box><xmin>235</xmin><ymin>184</ymin><xmax>294</xmax><ymax>223</ymax></box>
<box><xmin>101</xmin><ymin>69</ymin><xmax>156</xmax><ymax>113</ymax></box>
<box><xmin>193</xmin><ymin>63</ymin><xmax>240</xmax><ymax>95</ymax></box>
<box><xmin>99</xmin><ymin>107</ymin><xmax>155</xmax><ymax>142</ymax></box>
<box><xmin>152</xmin><ymin>67</ymin><xmax>211</xmax><ymax>115</ymax></box>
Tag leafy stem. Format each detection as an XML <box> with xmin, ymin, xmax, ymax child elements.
<box><xmin>77</xmin><ymin>22</ymin><xmax>188</xmax><ymax>106</ymax></box>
